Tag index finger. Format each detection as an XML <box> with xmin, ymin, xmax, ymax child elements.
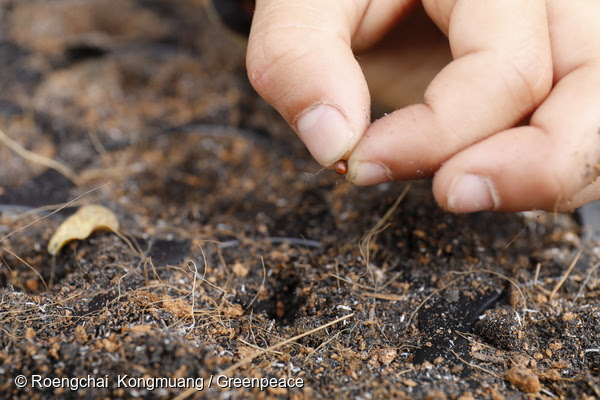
<box><xmin>246</xmin><ymin>0</ymin><xmax>413</xmax><ymax>167</ymax></box>
<box><xmin>347</xmin><ymin>0</ymin><xmax>552</xmax><ymax>184</ymax></box>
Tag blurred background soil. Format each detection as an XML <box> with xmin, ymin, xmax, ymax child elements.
<box><xmin>0</xmin><ymin>1</ymin><xmax>599</xmax><ymax>399</ymax></box>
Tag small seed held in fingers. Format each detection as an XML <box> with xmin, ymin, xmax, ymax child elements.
<box><xmin>334</xmin><ymin>160</ymin><xmax>348</xmax><ymax>175</ymax></box>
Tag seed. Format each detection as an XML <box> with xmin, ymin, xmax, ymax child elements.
<box><xmin>334</xmin><ymin>160</ymin><xmax>348</xmax><ymax>175</ymax></box>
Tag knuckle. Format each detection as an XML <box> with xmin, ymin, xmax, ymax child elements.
<box><xmin>506</xmin><ymin>48</ymin><xmax>553</xmax><ymax>105</ymax></box>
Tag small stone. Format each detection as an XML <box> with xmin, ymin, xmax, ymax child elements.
<box><xmin>101</xmin><ymin>338</ymin><xmax>119</xmax><ymax>353</ymax></box>
<box><xmin>424</xmin><ymin>390</ymin><xmax>447</xmax><ymax>400</ymax></box>
<box><xmin>232</xmin><ymin>261</ymin><xmax>249</xmax><ymax>277</ymax></box>
<box><xmin>549</xmin><ymin>342</ymin><xmax>563</xmax><ymax>351</ymax></box>
<box><xmin>457</xmin><ymin>392</ymin><xmax>476</xmax><ymax>400</ymax></box>
<box><xmin>505</xmin><ymin>367</ymin><xmax>541</xmax><ymax>393</ymax></box>
<box><xmin>25</xmin><ymin>327</ymin><xmax>36</xmax><ymax>340</ymax></box>
<box><xmin>562</xmin><ymin>312</ymin><xmax>577</xmax><ymax>321</ymax></box>
<box><xmin>129</xmin><ymin>324</ymin><xmax>153</xmax><ymax>334</ymax></box>
<box><xmin>377</xmin><ymin>348</ymin><xmax>397</xmax><ymax>365</ymax></box>
<box><xmin>74</xmin><ymin>325</ymin><xmax>88</xmax><ymax>343</ymax></box>
<box><xmin>223</xmin><ymin>303</ymin><xmax>244</xmax><ymax>317</ymax></box>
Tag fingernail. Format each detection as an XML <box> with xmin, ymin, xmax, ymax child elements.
<box><xmin>350</xmin><ymin>162</ymin><xmax>391</xmax><ymax>186</ymax></box>
<box><xmin>296</xmin><ymin>104</ymin><xmax>354</xmax><ymax>166</ymax></box>
<box><xmin>447</xmin><ymin>174</ymin><xmax>499</xmax><ymax>213</ymax></box>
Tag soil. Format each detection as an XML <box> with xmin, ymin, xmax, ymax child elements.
<box><xmin>0</xmin><ymin>1</ymin><xmax>599</xmax><ymax>399</ymax></box>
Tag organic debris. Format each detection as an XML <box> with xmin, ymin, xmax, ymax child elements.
<box><xmin>47</xmin><ymin>204</ymin><xmax>119</xmax><ymax>255</ymax></box>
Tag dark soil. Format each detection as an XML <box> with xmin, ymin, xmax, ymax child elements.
<box><xmin>0</xmin><ymin>1</ymin><xmax>599</xmax><ymax>399</ymax></box>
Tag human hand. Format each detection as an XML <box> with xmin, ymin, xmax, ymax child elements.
<box><xmin>246</xmin><ymin>0</ymin><xmax>600</xmax><ymax>212</ymax></box>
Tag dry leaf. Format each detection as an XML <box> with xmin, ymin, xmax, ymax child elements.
<box><xmin>47</xmin><ymin>204</ymin><xmax>119</xmax><ymax>255</ymax></box>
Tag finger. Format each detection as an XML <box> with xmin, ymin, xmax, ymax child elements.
<box><xmin>547</xmin><ymin>0</ymin><xmax>600</xmax><ymax>212</ymax></box>
<box><xmin>557</xmin><ymin>178</ymin><xmax>600</xmax><ymax>212</ymax></box>
<box><xmin>433</xmin><ymin>61</ymin><xmax>600</xmax><ymax>212</ymax></box>
<box><xmin>347</xmin><ymin>0</ymin><xmax>552</xmax><ymax>184</ymax></box>
<box><xmin>246</xmin><ymin>0</ymin><xmax>411</xmax><ymax>166</ymax></box>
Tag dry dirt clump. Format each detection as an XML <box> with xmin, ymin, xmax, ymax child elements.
<box><xmin>0</xmin><ymin>1</ymin><xmax>599</xmax><ymax>399</ymax></box>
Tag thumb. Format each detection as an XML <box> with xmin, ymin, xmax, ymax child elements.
<box><xmin>246</xmin><ymin>0</ymin><xmax>372</xmax><ymax>166</ymax></box>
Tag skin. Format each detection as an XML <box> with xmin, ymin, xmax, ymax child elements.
<box><xmin>246</xmin><ymin>0</ymin><xmax>600</xmax><ymax>213</ymax></box>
